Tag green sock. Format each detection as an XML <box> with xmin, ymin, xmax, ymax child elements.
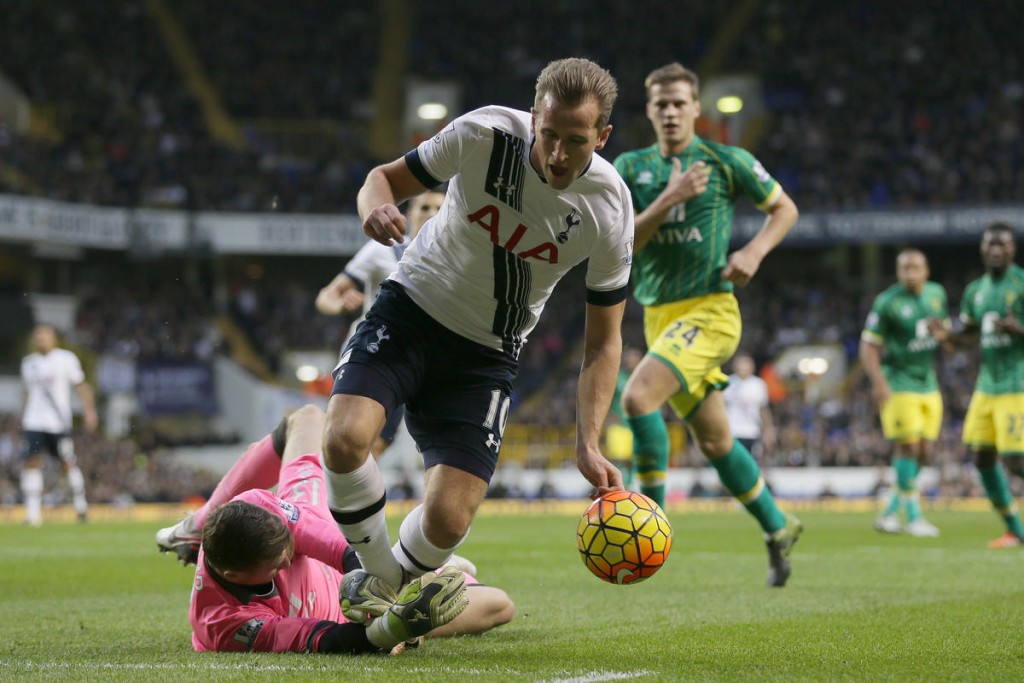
<box><xmin>978</xmin><ymin>464</ymin><xmax>1024</xmax><ymax>538</ymax></box>
<box><xmin>882</xmin><ymin>491</ymin><xmax>901</xmax><ymax>517</ymax></box>
<box><xmin>627</xmin><ymin>411</ymin><xmax>669</xmax><ymax>508</ymax></box>
<box><xmin>710</xmin><ymin>439</ymin><xmax>786</xmax><ymax>534</ymax></box>
<box><xmin>893</xmin><ymin>457</ymin><xmax>920</xmax><ymax>522</ymax></box>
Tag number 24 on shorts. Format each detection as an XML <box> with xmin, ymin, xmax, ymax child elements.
<box><xmin>664</xmin><ymin>322</ymin><xmax>700</xmax><ymax>347</ymax></box>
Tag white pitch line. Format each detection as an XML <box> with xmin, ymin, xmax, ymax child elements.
<box><xmin>538</xmin><ymin>670</ymin><xmax>651</xmax><ymax>683</ymax></box>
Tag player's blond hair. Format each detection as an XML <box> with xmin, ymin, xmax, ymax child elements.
<box><xmin>644</xmin><ymin>62</ymin><xmax>700</xmax><ymax>98</ymax></box>
<box><xmin>535</xmin><ymin>58</ymin><xmax>618</xmax><ymax>129</ymax></box>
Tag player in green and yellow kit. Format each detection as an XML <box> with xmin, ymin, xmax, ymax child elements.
<box><xmin>613</xmin><ymin>63</ymin><xmax>802</xmax><ymax>586</ymax></box>
<box><xmin>930</xmin><ymin>223</ymin><xmax>1024</xmax><ymax>548</ymax></box>
<box><xmin>860</xmin><ymin>249</ymin><xmax>948</xmax><ymax>537</ymax></box>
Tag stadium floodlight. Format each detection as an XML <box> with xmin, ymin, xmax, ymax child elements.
<box><xmin>417</xmin><ymin>103</ymin><xmax>449</xmax><ymax>121</ymax></box>
<box><xmin>295</xmin><ymin>364</ymin><xmax>321</xmax><ymax>383</ymax></box>
<box><xmin>716</xmin><ymin>96</ymin><xmax>744</xmax><ymax>114</ymax></box>
<box><xmin>797</xmin><ymin>357</ymin><xmax>829</xmax><ymax>375</ymax></box>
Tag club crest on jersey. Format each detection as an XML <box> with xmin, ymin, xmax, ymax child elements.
<box><xmin>367</xmin><ymin>326</ymin><xmax>390</xmax><ymax>353</ymax></box>
<box><xmin>558</xmin><ymin>208</ymin><xmax>582</xmax><ymax>243</ymax></box>
<box><xmin>468</xmin><ymin>204</ymin><xmax>559</xmax><ymax>263</ymax></box>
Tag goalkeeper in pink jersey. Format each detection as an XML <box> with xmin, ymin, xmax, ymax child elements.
<box><xmin>163</xmin><ymin>405</ymin><xmax>514</xmax><ymax>654</ymax></box>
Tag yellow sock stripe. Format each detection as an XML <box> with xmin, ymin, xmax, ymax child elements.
<box><xmin>736</xmin><ymin>476</ymin><xmax>765</xmax><ymax>504</ymax></box>
<box><xmin>997</xmin><ymin>504</ymin><xmax>1019</xmax><ymax>516</ymax></box>
<box><xmin>637</xmin><ymin>471</ymin><xmax>667</xmax><ymax>486</ymax></box>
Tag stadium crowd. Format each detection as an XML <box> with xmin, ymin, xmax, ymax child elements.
<box><xmin>2</xmin><ymin>1</ymin><xmax>1021</xmax><ymax>213</ymax></box>
<box><xmin>2</xmin><ymin>2</ymin><xmax>1023</xmax><ymax>506</ymax></box>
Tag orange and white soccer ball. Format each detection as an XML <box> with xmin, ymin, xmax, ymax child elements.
<box><xmin>576</xmin><ymin>490</ymin><xmax>673</xmax><ymax>585</ymax></box>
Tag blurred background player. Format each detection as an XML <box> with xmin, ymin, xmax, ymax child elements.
<box><xmin>19</xmin><ymin>324</ymin><xmax>98</xmax><ymax>525</ymax></box>
<box><xmin>170</xmin><ymin>405</ymin><xmax>513</xmax><ymax>654</ymax></box>
<box><xmin>315</xmin><ymin>190</ymin><xmax>444</xmax><ymax>459</ymax></box>
<box><xmin>930</xmin><ymin>223</ymin><xmax>1024</xmax><ymax>548</ymax></box>
<box><xmin>723</xmin><ymin>352</ymin><xmax>775</xmax><ymax>466</ymax></box>
<box><xmin>613</xmin><ymin>62</ymin><xmax>801</xmax><ymax>587</ymax></box>
<box><xmin>860</xmin><ymin>249</ymin><xmax>946</xmax><ymax>537</ymax></box>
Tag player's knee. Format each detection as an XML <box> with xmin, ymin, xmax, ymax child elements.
<box><xmin>321</xmin><ymin>420</ymin><xmax>373</xmax><ymax>471</ymax></box>
<box><xmin>288</xmin><ymin>404</ymin><xmax>325</xmax><ymax>434</ymax></box>
<box><xmin>975</xmin><ymin>449</ymin><xmax>998</xmax><ymax>469</ymax></box>
<box><xmin>1005</xmin><ymin>458</ymin><xmax>1024</xmax><ymax>479</ymax></box>
<box><xmin>621</xmin><ymin>387</ymin><xmax>656</xmax><ymax>418</ymax></box>
<box><xmin>489</xmin><ymin>590</ymin><xmax>515</xmax><ymax>628</ymax></box>
<box><xmin>697</xmin><ymin>434</ymin><xmax>732</xmax><ymax>459</ymax></box>
<box><xmin>422</xmin><ymin>506</ymin><xmax>471</xmax><ymax>549</ymax></box>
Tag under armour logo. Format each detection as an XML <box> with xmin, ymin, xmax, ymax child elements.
<box><xmin>367</xmin><ymin>326</ymin><xmax>390</xmax><ymax>353</ymax></box>
<box><xmin>493</xmin><ymin>176</ymin><xmax>516</xmax><ymax>195</ymax></box>
<box><xmin>409</xmin><ymin>609</ymin><xmax>430</xmax><ymax>623</ymax></box>
<box><xmin>485</xmin><ymin>433</ymin><xmax>501</xmax><ymax>453</ymax></box>
<box><xmin>349</xmin><ymin>535</ymin><xmax>372</xmax><ymax>545</ymax></box>
<box><xmin>558</xmin><ymin>208</ymin><xmax>582</xmax><ymax>243</ymax></box>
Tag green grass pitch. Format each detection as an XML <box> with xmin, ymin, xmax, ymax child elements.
<box><xmin>1</xmin><ymin>508</ymin><xmax>1022</xmax><ymax>682</ymax></box>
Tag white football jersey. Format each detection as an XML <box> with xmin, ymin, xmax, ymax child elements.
<box><xmin>340</xmin><ymin>239</ymin><xmax>409</xmax><ymax>346</ymax></box>
<box><xmin>723</xmin><ymin>374</ymin><xmax>770</xmax><ymax>439</ymax></box>
<box><xmin>21</xmin><ymin>348</ymin><xmax>85</xmax><ymax>433</ymax></box>
<box><xmin>394</xmin><ymin>105</ymin><xmax>634</xmax><ymax>357</ymax></box>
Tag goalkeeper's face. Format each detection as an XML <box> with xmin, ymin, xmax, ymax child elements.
<box><xmin>219</xmin><ymin>540</ymin><xmax>295</xmax><ymax>587</ymax></box>
<box><xmin>646</xmin><ymin>81</ymin><xmax>701</xmax><ymax>151</ymax></box>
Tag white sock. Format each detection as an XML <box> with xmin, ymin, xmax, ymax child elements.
<box><xmin>67</xmin><ymin>466</ymin><xmax>88</xmax><ymax>515</ymax></box>
<box><xmin>393</xmin><ymin>504</ymin><xmax>466</xmax><ymax>577</ymax></box>
<box><xmin>321</xmin><ymin>454</ymin><xmax>403</xmax><ymax>588</ymax></box>
<box><xmin>20</xmin><ymin>468</ymin><xmax>44</xmax><ymax>525</ymax></box>
<box><xmin>365</xmin><ymin>612</ymin><xmax>402</xmax><ymax>650</ymax></box>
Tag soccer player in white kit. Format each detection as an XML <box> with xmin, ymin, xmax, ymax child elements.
<box><xmin>19</xmin><ymin>324</ymin><xmax>97</xmax><ymax>525</ymax></box>
<box><xmin>321</xmin><ymin>58</ymin><xmax>635</xmax><ymax>614</ymax></box>
<box><xmin>722</xmin><ymin>353</ymin><xmax>775</xmax><ymax>462</ymax></box>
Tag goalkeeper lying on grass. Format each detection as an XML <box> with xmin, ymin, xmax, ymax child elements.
<box><xmin>160</xmin><ymin>404</ymin><xmax>513</xmax><ymax>654</ymax></box>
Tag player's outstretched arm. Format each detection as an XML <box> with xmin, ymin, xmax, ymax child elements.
<box><xmin>575</xmin><ymin>301</ymin><xmax>626</xmax><ymax>496</ymax></box>
<box><xmin>316</xmin><ymin>273</ymin><xmax>362</xmax><ymax>315</ymax></box>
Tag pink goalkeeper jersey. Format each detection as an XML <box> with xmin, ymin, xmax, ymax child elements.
<box><xmin>189</xmin><ymin>458</ymin><xmax>350</xmax><ymax>652</ymax></box>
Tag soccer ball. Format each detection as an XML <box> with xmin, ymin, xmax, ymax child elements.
<box><xmin>576</xmin><ymin>490</ymin><xmax>673</xmax><ymax>585</ymax></box>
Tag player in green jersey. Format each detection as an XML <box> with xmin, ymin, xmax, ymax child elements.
<box><xmin>929</xmin><ymin>223</ymin><xmax>1024</xmax><ymax>548</ymax></box>
<box><xmin>612</xmin><ymin>63</ymin><xmax>801</xmax><ymax>586</ymax></box>
<box><xmin>860</xmin><ymin>249</ymin><xmax>948</xmax><ymax>537</ymax></box>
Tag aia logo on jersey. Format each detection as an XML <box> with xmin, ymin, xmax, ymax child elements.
<box><xmin>468</xmin><ymin>204</ymin><xmax>559</xmax><ymax>263</ymax></box>
<box><xmin>558</xmin><ymin>208</ymin><xmax>582</xmax><ymax>243</ymax></box>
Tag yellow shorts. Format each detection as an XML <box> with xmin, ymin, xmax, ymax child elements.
<box><xmin>962</xmin><ymin>391</ymin><xmax>1024</xmax><ymax>455</ymax></box>
<box><xmin>604</xmin><ymin>423</ymin><xmax>633</xmax><ymax>460</ymax></box>
<box><xmin>879</xmin><ymin>391</ymin><xmax>943</xmax><ymax>443</ymax></box>
<box><xmin>644</xmin><ymin>292</ymin><xmax>739</xmax><ymax>420</ymax></box>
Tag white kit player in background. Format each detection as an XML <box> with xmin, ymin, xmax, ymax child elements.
<box><xmin>316</xmin><ymin>190</ymin><xmax>445</xmax><ymax>353</ymax></box>
<box><xmin>723</xmin><ymin>353</ymin><xmax>775</xmax><ymax>463</ymax></box>
<box><xmin>19</xmin><ymin>324</ymin><xmax>98</xmax><ymax>525</ymax></box>
<box><xmin>321</xmin><ymin>58</ymin><xmax>634</xmax><ymax>612</ymax></box>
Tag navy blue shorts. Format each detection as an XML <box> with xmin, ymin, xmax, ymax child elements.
<box><xmin>22</xmin><ymin>430</ymin><xmax>74</xmax><ymax>462</ymax></box>
<box><xmin>333</xmin><ymin>281</ymin><xmax>518</xmax><ymax>482</ymax></box>
<box><xmin>379</xmin><ymin>404</ymin><xmax>406</xmax><ymax>446</ymax></box>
